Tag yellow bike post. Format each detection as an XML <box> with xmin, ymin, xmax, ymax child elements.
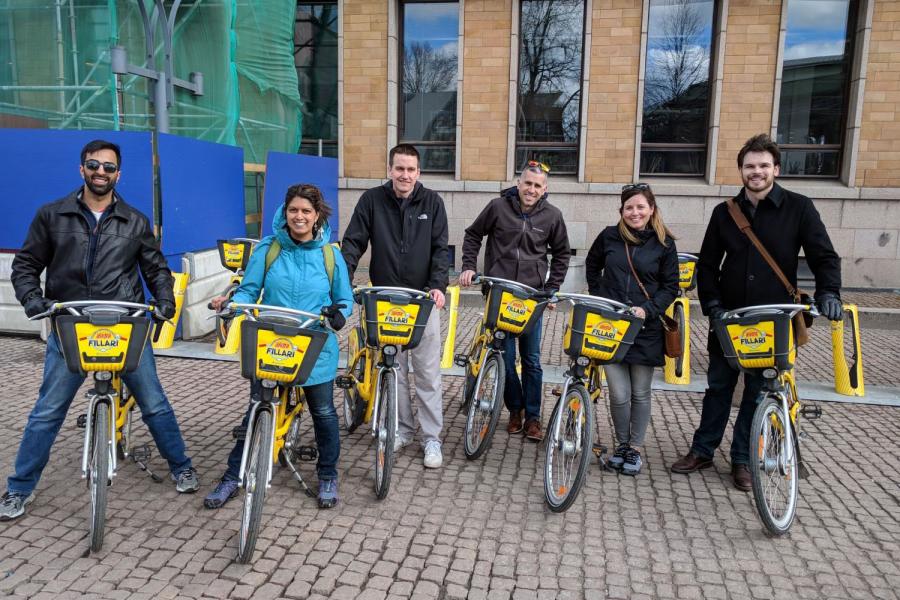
<box><xmin>664</xmin><ymin>253</ymin><xmax>698</xmax><ymax>385</ymax></box>
<box><xmin>151</xmin><ymin>272</ymin><xmax>188</xmax><ymax>350</ymax></box>
<box><xmin>440</xmin><ymin>285</ymin><xmax>460</xmax><ymax>369</ymax></box>
<box><xmin>831</xmin><ymin>303</ymin><xmax>865</xmax><ymax>397</ymax></box>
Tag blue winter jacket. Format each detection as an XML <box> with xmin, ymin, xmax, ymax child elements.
<box><xmin>232</xmin><ymin>211</ymin><xmax>353</xmax><ymax>386</ymax></box>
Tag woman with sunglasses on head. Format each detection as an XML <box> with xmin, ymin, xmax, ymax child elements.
<box><xmin>584</xmin><ymin>183</ymin><xmax>679</xmax><ymax>476</ymax></box>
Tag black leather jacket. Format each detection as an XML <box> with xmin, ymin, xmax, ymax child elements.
<box><xmin>11</xmin><ymin>189</ymin><xmax>175</xmax><ymax>307</ymax></box>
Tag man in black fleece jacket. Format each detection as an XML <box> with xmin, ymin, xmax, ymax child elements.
<box><xmin>341</xmin><ymin>144</ymin><xmax>449</xmax><ymax>468</ymax></box>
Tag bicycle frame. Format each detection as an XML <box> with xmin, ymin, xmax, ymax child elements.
<box><xmin>238</xmin><ymin>386</ymin><xmax>280</xmax><ymax>490</ymax></box>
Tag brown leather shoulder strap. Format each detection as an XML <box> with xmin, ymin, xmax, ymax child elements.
<box><xmin>624</xmin><ymin>242</ymin><xmax>651</xmax><ymax>300</ymax></box>
<box><xmin>725</xmin><ymin>198</ymin><xmax>798</xmax><ymax>299</ymax></box>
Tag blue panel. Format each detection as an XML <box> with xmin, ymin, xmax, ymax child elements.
<box><xmin>262</xmin><ymin>152</ymin><xmax>339</xmax><ymax>240</ymax></box>
<box><xmin>158</xmin><ymin>133</ymin><xmax>245</xmax><ymax>256</ymax></box>
<box><xmin>0</xmin><ymin>129</ymin><xmax>153</xmax><ymax>250</ymax></box>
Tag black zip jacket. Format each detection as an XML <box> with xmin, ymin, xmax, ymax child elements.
<box><xmin>585</xmin><ymin>226</ymin><xmax>679</xmax><ymax>366</ymax></box>
<box><xmin>461</xmin><ymin>187</ymin><xmax>571</xmax><ymax>290</ymax></box>
<box><xmin>341</xmin><ymin>181</ymin><xmax>449</xmax><ymax>293</ymax></box>
<box><xmin>11</xmin><ymin>189</ymin><xmax>175</xmax><ymax>307</ymax></box>
<box><xmin>697</xmin><ymin>183</ymin><xmax>841</xmax><ymax>315</ymax></box>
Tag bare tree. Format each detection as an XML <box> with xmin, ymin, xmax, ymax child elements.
<box><xmin>644</xmin><ymin>0</ymin><xmax>710</xmax><ymax>111</ymax></box>
<box><xmin>402</xmin><ymin>42</ymin><xmax>456</xmax><ymax>94</ymax></box>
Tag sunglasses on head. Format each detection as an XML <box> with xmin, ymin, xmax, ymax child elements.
<box><xmin>622</xmin><ymin>182</ymin><xmax>650</xmax><ymax>192</ymax></box>
<box><xmin>526</xmin><ymin>160</ymin><xmax>550</xmax><ymax>173</ymax></box>
<box><xmin>83</xmin><ymin>159</ymin><xmax>118</xmax><ymax>174</ymax></box>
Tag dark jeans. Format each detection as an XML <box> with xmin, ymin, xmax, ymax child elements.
<box><xmin>502</xmin><ymin>322</ymin><xmax>543</xmax><ymax>422</ymax></box>
<box><xmin>690</xmin><ymin>333</ymin><xmax>764</xmax><ymax>466</ymax></box>
<box><xmin>223</xmin><ymin>380</ymin><xmax>339</xmax><ymax>481</ymax></box>
<box><xmin>8</xmin><ymin>333</ymin><xmax>192</xmax><ymax>497</ymax></box>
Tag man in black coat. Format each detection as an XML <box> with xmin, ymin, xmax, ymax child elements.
<box><xmin>671</xmin><ymin>134</ymin><xmax>843</xmax><ymax>491</ymax></box>
<box><xmin>1</xmin><ymin>140</ymin><xmax>198</xmax><ymax>521</ymax></box>
<box><xmin>459</xmin><ymin>163</ymin><xmax>571</xmax><ymax>441</ymax></box>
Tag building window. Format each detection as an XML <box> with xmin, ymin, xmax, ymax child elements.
<box><xmin>640</xmin><ymin>0</ymin><xmax>716</xmax><ymax>176</ymax></box>
<box><xmin>399</xmin><ymin>1</ymin><xmax>459</xmax><ymax>173</ymax></box>
<box><xmin>516</xmin><ymin>0</ymin><xmax>585</xmax><ymax>175</ymax></box>
<box><xmin>296</xmin><ymin>2</ymin><xmax>339</xmax><ymax>158</ymax></box>
<box><xmin>777</xmin><ymin>0</ymin><xmax>856</xmax><ymax>178</ymax></box>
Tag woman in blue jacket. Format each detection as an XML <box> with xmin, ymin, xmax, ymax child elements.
<box><xmin>204</xmin><ymin>183</ymin><xmax>353</xmax><ymax>509</ymax></box>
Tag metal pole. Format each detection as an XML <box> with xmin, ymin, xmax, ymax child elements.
<box><xmin>155</xmin><ymin>71</ymin><xmax>169</xmax><ymax>133</ymax></box>
<box><xmin>54</xmin><ymin>0</ymin><xmax>66</xmax><ymax>114</ymax></box>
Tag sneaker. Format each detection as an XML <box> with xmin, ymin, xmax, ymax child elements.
<box><xmin>393</xmin><ymin>433</ymin><xmax>413</xmax><ymax>452</ymax></box>
<box><xmin>423</xmin><ymin>440</ymin><xmax>443</xmax><ymax>469</ymax></box>
<box><xmin>172</xmin><ymin>467</ymin><xmax>200</xmax><ymax>493</ymax></box>
<box><xmin>203</xmin><ymin>479</ymin><xmax>240</xmax><ymax>509</ymax></box>
<box><xmin>524</xmin><ymin>419</ymin><xmax>543</xmax><ymax>442</ymax></box>
<box><xmin>622</xmin><ymin>448</ymin><xmax>643</xmax><ymax>476</ymax></box>
<box><xmin>608</xmin><ymin>444</ymin><xmax>629</xmax><ymax>470</ymax></box>
<box><xmin>318</xmin><ymin>479</ymin><xmax>339</xmax><ymax>509</ymax></box>
<box><xmin>507</xmin><ymin>410</ymin><xmax>524</xmax><ymax>434</ymax></box>
<box><xmin>0</xmin><ymin>491</ymin><xmax>34</xmax><ymax>521</ymax></box>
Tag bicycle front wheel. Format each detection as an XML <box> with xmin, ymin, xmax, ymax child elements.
<box><xmin>343</xmin><ymin>326</ymin><xmax>366</xmax><ymax>432</ymax></box>
<box><xmin>237</xmin><ymin>409</ymin><xmax>272</xmax><ymax>563</ymax></box>
<box><xmin>749</xmin><ymin>395</ymin><xmax>799</xmax><ymax>536</ymax></box>
<box><xmin>89</xmin><ymin>402</ymin><xmax>111</xmax><ymax>552</ymax></box>
<box><xmin>374</xmin><ymin>370</ymin><xmax>396</xmax><ymax>500</ymax></box>
<box><xmin>463</xmin><ymin>352</ymin><xmax>505</xmax><ymax>460</ymax></box>
<box><xmin>544</xmin><ymin>383</ymin><xmax>594</xmax><ymax>513</ymax></box>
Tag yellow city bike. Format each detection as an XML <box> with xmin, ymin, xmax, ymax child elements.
<box><xmin>544</xmin><ymin>293</ymin><xmax>643</xmax><ymax>512</ymax></box>
<box><xmin>714</xmin><ymin>302</ymin><xmax>822</xmax><ymax>536</ymax></box>
<box><xmin>453</xmin><ymin>276</ymin><xmax>550</xmax><ymax>459</ymax></box>
<box><xmin>214</xmin><ymin>238</ymin><xmax>258</xmax><ymax>354</ymax></box>
<box><xmin>336</xmin><ymin>286</ymin><xmax>434</xmax><ymax>499</ymax></box>
<box><xmin>215</xmin><ymin>302</ymin><xmax>329</xmax><ymax>563</ymax></box>
<box><xmin>664</xmin><ymin>253</ymin><xmax>698</xmax><ymax>383</ymax></box>
<box><xmin>31</xmin><ymin>300</ymin><xmax>167</xmax><ymax>552</ymax></box>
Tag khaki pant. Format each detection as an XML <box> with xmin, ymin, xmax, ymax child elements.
<box><xmin>396</xmin><ymin>309</ymin><xmax>443</xmax><ymax>444</ymax></box>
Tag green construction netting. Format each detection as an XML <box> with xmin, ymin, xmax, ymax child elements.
<box><xmin>0</xmin><ymin>0</ymin><xmax>302</xmax><ymax>163</ymax></box>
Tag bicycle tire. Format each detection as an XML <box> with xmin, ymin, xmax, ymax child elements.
<box><xmin>463</xmin><ymin>352</ymin><xmax>505</xmax><ymax>460</ymax></box>
<box><xmin>278</xmin><ymin>406</ymin><xmax>303</xmax><ymax>470</ymax></box>
<box><xmin>544</xmin><ymin>383</ymin><xmax>594</xmax><ymax>513</ymax></box>
<box><xmin>749</xmin><ymin>394</ymin><xmax>798</xmax><ymax>536</ymax></box>
<box><xmin>674</xmin><ymin>302</ymin><xmax>686</xmax><ymax>378</ymax></box>
<box><xmin>374</xmin><ymin>370</ymin><xmax>396</xmax><ymax>500</ymax></box>
<box><xmin>89</xmin><ymin>402</ymin><xmax>111</xmax><ymax>552</ymax></box>
<box><xmin>343</xmin><ymin>327</ymin><xmax>366</xmax><ymax>433</ymax></box>
<box><xmin>237</xmin><ymin>409</ymin><xmax>272</xmax><ymax>563</ymax></box>
<box><xmin>116</xmin><ymin>392</ymin><xmax>133</xmax><ymax>460</ymax></box>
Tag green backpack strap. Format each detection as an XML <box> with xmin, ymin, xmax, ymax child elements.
<box><xmin>263</xmin><ymin>237</ymin><xmax>336</xmax><ymax>298</ymax></box>
<box><xmin>264</xmin><ymin>238</ymin><xmax>282</xmax><ymax>274</ymax></box>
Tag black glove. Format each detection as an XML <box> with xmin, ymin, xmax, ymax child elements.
<box><xmin>321</xmin><ymin>303</ymin><xmax>347</xmax><ymax>331</ymax></box>
<box><xmin>706</xmin><ymin>302</ymin><xmax>726</xmax><ymax>321</ymax></box>
<box><xmin>156</xmin><ymin>300</ymin><xmax>177</xmax><ymax>320</ymax></box>
<box><xmin>818</xmin><ymin>294</ymin><xmax>843</xmax><ymax>321</ymax></box>
<box><xmin>24</xmin><ymin>296</ymin><xmax>54</xmax><ymax>318</ymax></box>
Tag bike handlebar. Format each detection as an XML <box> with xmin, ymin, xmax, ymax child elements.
<box><xmin>28</xmin><ymin>300</ymin><xmax>161</xmax><ymax>321</ymax></box>
<box><xmin>721</xmin><ymin>303</ymin><xmax>820</xmax><ymax>320</ymax></box>
<box><xmin>213</xmin><ymin>302</ymin><xmax>328</xmax><ymax>329</ymax></box>
<box><xmin>551</xmin><ymin>292</ymin><xmax>633</xmax><ymax>312</ymax></box>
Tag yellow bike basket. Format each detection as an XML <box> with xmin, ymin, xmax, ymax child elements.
<box><xmin>361</xmin><ymin>292</ymin><xmax>434</xmax><ymax>349</ymax></box>
<box><xmin>482</xmin><ymin>283</ymin><xmax>546</xmax><ymax>336</ymax></box>
<box><xmin>55</xmin><ymin>312</ymin><xmax>151</xmax><ymax>375</ymax></box>
<box><xmin>240</xmin><ymin>320</ymin><xmax>328</xmax><ymax>385</ymax></box>
<box><xmin>714</xmin><ymin>311</ymin><xmax>796</xmax><ymax>371</ymax></box>
<box><xmin>217</xmin><ymin>239</ymin><xmax>254</xmax><ymax>272</ymax></box>
<box><xmin>563</xmin><ymin>301</ymin><xmax>642</xmax><ymax>363</ymax></box>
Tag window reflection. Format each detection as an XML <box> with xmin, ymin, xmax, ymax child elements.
<box><xmin>400</xmin><ymin>2</ymin><xmax>459</xmax><ymax>173</ymax></box>
<box><xmin>516</xmin><ymin>0</ymin><xmax>585</xmax><ymax>175</ymax></box>
<box><xmin>777</xmin><ymin>0</ymin><xmax>855</xmax><ymax>177</ymax></box>
<box><xmin>640</xmin><ymin>0</ymin><xmax>715</xmax><ymax>176</ymax></box>
<box><xmin>296</xmin><ymin>2</ymin><xmax>339</xmax><ymax>157</ymax></box>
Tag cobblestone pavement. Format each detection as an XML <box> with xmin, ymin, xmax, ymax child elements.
<box><xmin>0</xmin><ymin>333</ymin><xmax>899</xmax><ymax>600</ymax></box>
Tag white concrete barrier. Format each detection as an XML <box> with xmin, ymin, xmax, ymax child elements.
<box><xmin>0</xmin><ymin>253</ymin><xmax>43</xmax><ymax>336</ymax></box>
<box><xmin>180</xmin><ymin>249</ymin><xmax>232</xmax><ymax>339</ymax></box>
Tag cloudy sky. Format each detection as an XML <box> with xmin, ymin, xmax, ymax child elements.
<box><xmin>784</xmin><ymin>0</ymin><xmax>851</xmax><ymax>61</ymax></box>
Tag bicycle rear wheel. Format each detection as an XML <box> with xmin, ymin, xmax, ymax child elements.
<box><xmin>463</xmin><ymin>352</ymin><xmax>505</xmax><ymax>460</ymax></box>
<box><xmin>237</xmin><ymin>409</ymin><xmax>272</xmax><ymax>563</ymax></box>
<box><xmin>749</xmin><ymin>395</ymin><xmax>798</xmax><ymax>536</ymax></box>
<box><xmin>343</xmin><ymin>326</ymin><xmax>366</xmax><ymax>432</ymax></box>
<box><xmin>89</xmin><ymin>402</ymin><xmax>111</xmax><ymax>552</ymax></box>
<box><xmin>544</xmin><ymin>383</ymin><xmax>593</xmax><ymax>513</ymax></box>
<box><xmin>374</xmin><ymin>370</ymin><xmax>396</xmax><ymax>500</ymax></box>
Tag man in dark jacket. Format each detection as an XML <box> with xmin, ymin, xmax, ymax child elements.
<box><xmin>459</xmin><ymin>163</ymin><xmax>571</xmax><ymax>440</ymax></box>
<box><xmin>1</xmin><ymin>140</ymin><xmax>198</xmax><ymax>521</ymax></box>
<box><xmin>342</xmin><ymin>144</ymin><xmax>450</xmax><ymax>468</ymax></box>
<box><xmin>671</xmin><ymin>134</ymin><xmax>843</xmax><ymax>491</ymax></box>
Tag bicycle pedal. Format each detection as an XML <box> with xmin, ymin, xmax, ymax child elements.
<box><xmin>76</xmin><ymin>414</ymin><xmax>87</xmax><ymax>428</ymax></box>
<box><xmin>297</xmin><ymin>446</ymin><xmax>318</xmax><ymax>462</ymax></box>
<box><xmin>334</xmin><ymin>375</ymin><xmax>355</xmax><ymax>390</ymax></box>
<box><xmin>798</xmin><ymin>462</ymin><xmax>811</xmax><ymax>479</ymax></box>
<box><xmin>453</xmin><ymin>354</ymin><xmax>469</xmax><ymax>368</ymax></box>
<box><xmin>130</xmin><ymin>444</ymin><xmax>153</xmax><ymax>462</ymax></box>
<box><xmin>592</xmin><ymin>443</ymin><xmax>607</xmax><ymax>458</ymax></box>
<box><xmin>800</xmin><ymin>404</ymin><xmax>823</xmax><ymax>419</ymax></box>
<box><xmin>231</xmin><ymin>425</ymin><xmax>247</xmax><ymax>440</ymax></box>
<box><xmin>551</xmin><ymin>387</ymin><xmax>562</xmax><ymax>397</ymax></box>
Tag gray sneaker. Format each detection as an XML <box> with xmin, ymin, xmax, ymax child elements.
<box><xmin>172</xmin><ymin>468</ymin><xmax>200</xmax><ymax>493</ymax></box>
<box><xmin>0</xmin><ymin>491</ymin><xmax>34</xmax><ymax>521</ymax></box>
<box><xmin>622</xmin><ymin>448</ymin><xmax>643</xmax><ymax>476</ymax></box>
<box><xmin>393</xmin><ymin>433</ymin><xmax>413</xmax><ymax>452</ymax></box>
<box><xmin>608</xmin><ymin>444</ymin><xmax>629</xmax><ymax>470</ymax></box>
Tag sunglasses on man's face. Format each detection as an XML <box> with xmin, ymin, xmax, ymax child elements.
<box><xmin>83</xmin><ymin>159</ymin><xmax>119</xmax><ymax>174</ymax></box>
<box><xmin>622</xmin><ymin>182</ymin><xmax>650</xmax><ymax>192</ymax></box>
<box><xmin>527</xmin><ymin>160</ymin><xmax>551</xmax><ymax>173</ymax></box>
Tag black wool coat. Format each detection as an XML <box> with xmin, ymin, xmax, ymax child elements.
<box><xmin>585</xmin><ymin>226</ymin><xmax>679</xmax><ymax>367</ymax></box>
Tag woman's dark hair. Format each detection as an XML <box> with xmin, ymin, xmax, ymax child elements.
<box><xmin>618</xmin><ymin>184</ymin><xmax>675</xmax><ymax>247</ymax></box>
<box><xmin>283</xmin><ymin>183</ymin><xmax>332</xmax><ymax>232</ymax></box>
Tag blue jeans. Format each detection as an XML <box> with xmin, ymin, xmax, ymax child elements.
<box><xmin>502</xmin><ymin>323</ymin><xmax>544</xmax><ymax>422</ymax></box>
<box><xmin>7</xmin><ymin>333</ymin><xmax>192</xmax><ymax>497</ymax></box>
<box><xmin>223</xmin><ymin>380</ymin><xmax>339</xmax><ymax>481</ymax></box>
<box><xmin>690</xmin><ymin>333</ymin><xmax>764</xmax><ymax>466</ymax></box>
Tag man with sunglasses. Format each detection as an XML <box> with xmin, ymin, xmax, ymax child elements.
<box><xmin>459</xmin><ymin>160</ymin><xmax>571</xmax><ymax>441</ymax></box>
<box><xmin>1</xmin><ymin>139</ymin><xmax>199</xmax><ymax>521</ymax></box>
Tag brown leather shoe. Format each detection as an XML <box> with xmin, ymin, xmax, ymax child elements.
<box><xmin>670</xmin><ymin>451</ymin><xmax>713</xmax><ymax>474</ymax></box>
<box><xmin>731</xmin><ymin>464</ymin><xmax>752</xmax><ymax>492</ymax></box>
<box><xmin>507</xmin><ymin>411</ymin><xmax>524</xmax><ymax>434</ymax></box>
<box><xmin>524</xmin><ymin>419</ymin><xmax>543</xmax><ymax>442</ymax></box>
